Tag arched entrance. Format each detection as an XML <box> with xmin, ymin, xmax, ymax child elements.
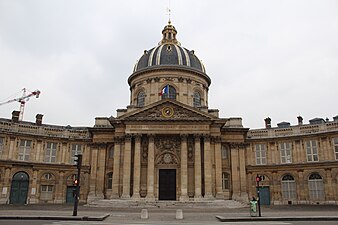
<box><xmin>10</xmin><ymin>172</ymin><xmax>29</xmax><ymax>204</ymax></box>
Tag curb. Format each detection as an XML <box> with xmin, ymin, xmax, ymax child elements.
<box><xmin>216</xmin><ymin>215</ymin><xmax>338</xmax><ymax>222</ymax></box>
<box><xmin>0</xmin><ymin>213</ymin><xmax>110</xmax><ymax>221</ymax></box>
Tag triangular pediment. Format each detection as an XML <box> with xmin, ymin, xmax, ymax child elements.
<box><xmin>117</xmin><ymin>99</ymin><xmax>218</xmax><ymax>122</ymax></box>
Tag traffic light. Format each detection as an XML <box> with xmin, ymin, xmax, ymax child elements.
<box><xmin>74</xmin><ymin>154</ymin><xmax>82</xmax><ymax>169</ymax></box>
<box><xmin>73</xmin><ymin>179</ymin><xmax>78</xmax><ymax>186</ymax></box>
<box><xmin>256</xmin><ymin>175</ymin><xmax>265</xmax><ymax>182</ymax></box>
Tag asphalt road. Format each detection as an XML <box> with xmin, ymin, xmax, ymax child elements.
<box><xmin>1</xmin><ymin>221</ymin><xmax>338</xmax><ymax>225</ymax></box>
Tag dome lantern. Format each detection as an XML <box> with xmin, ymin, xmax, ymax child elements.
<box><xmin>160</xmin><ymin>20</ymin><xmax>180</xmax><ymax>45</ymax></box>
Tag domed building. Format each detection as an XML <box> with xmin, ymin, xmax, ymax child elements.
<box><xmin>0</xmin><ymin>21</ymin><xmax>337</xmax><ymax>205</ymax></box>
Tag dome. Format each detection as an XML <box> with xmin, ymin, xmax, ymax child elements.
<box><xmin>133</xmin><ymin>21</ymin><xmax>206</xmax><ymax>74</ymax></box>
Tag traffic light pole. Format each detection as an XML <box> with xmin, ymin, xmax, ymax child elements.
<box><xmin>256</xmin><ymin>174</ymin><xmax>262</xmax><ymax>217</ymax></box>
<box><xmin>73</xmin><ymin>154</ymin><xmax>82</xmax><ymax>216</ymax></box>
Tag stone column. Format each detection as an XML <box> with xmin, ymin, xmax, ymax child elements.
<box><xmin>297</xmin><ymin>170</ymin><xmax>306</xmax><ymax>204</ymax></box>
<box><xmin>238</xmin><ymin>144</ymin><xmax>248</xmax><ymax>200</ymax></box>
<box><xmin>55</xmin><ymin>171</ymin><xmax>64</xmax><ymax>203</ymax></box>
<box><xmin>132</xmin><ymin>135</ymin><xmax>141</xmax><ymax>199</ymax></box>
<box><xmin>146</xmin><ymin>135</ymin><xmax>155</xmax><ymax>200</ymax></box>
<box><xmin>203</xmin><ymin>135</ymin><xmax>213</xmax><ymax>199</ymax></box>
<box><xmin>325</xmin><ymin>169</ymin><xmax>333</xmax><ymax>202</ymax></box>
<box><xmin>180</xmin><ymin>134</ymin><xmax>188</xmax><ymax>201</ymax></box>
<box><xmin>230</xmin><ymin>144</ymin><xmax>241</xmax><ymax>200</ymax></box>
<box><xmin>112</xmin><ymin>138</ymin><xmax>121</xmax><ymax>198</ymax></box>
<box><xmin>29</xmin><ymin>170</ymin><xmax>38</xmax><ymax>204</ymax></box>
<box><xmin>194</xmin><ymin>135</ymin><xmax>202</xmax><ymax>200</ymax></box>
<box><xmin>8</xmin><ymin>137</ymin><xmax>15</xmax><ymax>159</ymax></box>
<box><xmin>214</xmin><ymin>137</ymin><xmax>224</xmax><ymax>199</ymax></box>
<box><xmin>0</xmin><ymin>168</ymin><xmax>11</xmax><ymax>204</ymax></box>
<box><xmin>122</xmin><ymin>135</ymin><xmax>132</xmax><ymax>199</ymax></box>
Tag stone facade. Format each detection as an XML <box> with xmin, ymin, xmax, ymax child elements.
<box><xmin>0</xmin><ymin>22</ymin><xmax>337</xmax><ymax>205</ymax></box>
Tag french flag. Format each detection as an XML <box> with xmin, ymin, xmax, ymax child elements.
<box><xmin>160</xmin><ymin>85</ymin><xmax>169</xmax><ymax>96</ymax></box>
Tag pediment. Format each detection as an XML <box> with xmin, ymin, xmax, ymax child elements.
<box><xmin>117</xmin><ymin>100</ymin><xmax>218</xmax><ymax>122</ymax></box>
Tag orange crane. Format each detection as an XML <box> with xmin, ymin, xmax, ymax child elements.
<box><xmin>0</xmin><ymin>88</ymin><xmax>41</xmax><ymax>121</ymax></box>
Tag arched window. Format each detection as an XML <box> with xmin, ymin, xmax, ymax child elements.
<box><xmin>281</xmin><ymin>175</ymin><xmax>296</xmax><ymax>200</ymax></box>
<box><xmin>161</xmin><ymin>85</ymin><xmax>176</xmax><ymax>100</ymax></box>
<box><xmin>137</xmin><ymin>91</ymin><xmax>145</xmax><ymax>107</ymax></box>
<box><xmin>193</xmin><ymin>91</ymin><xmax>201</xmax><ymax>107</ymax></box>
<box><xmin>107</xmin><ymin>172</ymin><xmax>113</xmax><ymax>189</ymax></box>
<box><xmin>308</xmin><ymin>173</ymin><xmax>324</xmax><ymax>200</ymax></box>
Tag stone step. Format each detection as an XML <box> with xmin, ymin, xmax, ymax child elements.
<box><xmin>86</xmin><ymin>199</ymin><xmax>247</xmax><ymax>209</ymax></box>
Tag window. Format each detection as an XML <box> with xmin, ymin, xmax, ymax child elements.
<box><xmin>107</xmin><ymin>172</ymin><xmax>113</xmax><ymax>189</ymax></box>
<box><xmin>281</xmin><ymin>175</ymin><xmax>296</xmax><ymax>199</ymax></box>
<box><xmin>40</xmin><ymin>185</ymin><xmax>54</xmax><ymax>200</ymax></box>
<box><xmin>255</xmin><ymin>144</ymin><xmax>266</xmax><ymax>165</ymax></box>
<box><xmin>221</xmin><ymin>145</ymin><xmax>228</xmax><ymax>159</ymax></box>
<box><xmin>193</xmin><ymin>91</ymin><xmax>201</xmax><ymax>107</ymax></box>
<box><xmin>18</xmin><ymin>140</ymin><xmax>31</xmax><ymax>161</ymax></box>
<box><xmin>45</xmin><ymin>142</ymin><xmax>57</xmax><ymax>163</ymax></box>
<box><xmin>0</xmin><ymin>137</ymin><xmax>3</xmax><ymax>156</ymax></box>
<box><xmin>333</xmin><ymin>138</ymin><xmax>338</xmax><ymax>160</ymax></box>
<box><xmin>280</xmin><ymin>142</ymin><xmax>292</xmax><ymax>163</ymax></box>
<box><xmin>71</xmin><ymin>144</ymin><xmax>82</xmax><ymax>164</ymax></box>
<box><xmin>222</xmin><ymin>172</ymin><xmax>230</xmax><ymax>190</ymax></box>
<box><xmin>43</xmin><ymin>173</ymin><xmax>53</xmax><ymax>180</ymax></box>
<box><xmin>137</xmin><ymin>91</ymin><xmax>145</xmax><ymax>107</ymax></box>
<box><xmin>308</xmin><ymin>173</ymin><xmax>324</xmax><ymax>200</ymax></box>
<box><xmin>108</xmin><ymin>146</ymin><xmax>114</xmax><ymax>159</ymax></box>
<box><xmin>305</xmin><ymin>140</ymin><xmax>318</xmax><ymax>162</ymax></box>
<box><xmin>161</xmin><ymin>85</ymin><xmax>176</xmax><ymax>100</ymax></box>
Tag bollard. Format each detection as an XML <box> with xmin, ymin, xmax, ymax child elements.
<box><xmin>176</xmin><ymin>209</ymin><xmax>183</xmax><ymax>220</ymax></box>
<box><xmin>141</xmin><ymin>209</ymin><xmax>148</xmax><ymax>219</ymax></box>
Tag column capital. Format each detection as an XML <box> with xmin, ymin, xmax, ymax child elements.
<box><xmin>148</xmin><ymin>134</ymin><xmax>155</xmax><ymax>142</ymax></box>
<box><xmin>193</xmin><ymin>134</ymin><xmax>202</xmax><ymax>139</ymax></box>
<box><xmin>180</xmin><ymin>134</ymin><xmax>188</xmax><ymax>141</ymax></box>
<box><xmin>203</xmin><ymin>135</ymin><xmax>211</xmax><ymax>142</ymax></box>
<box><xmin>212</xmin><ymin>136</ymin><xmax>222</xmax><ymax>143</ymax></box>
<box><xmin>134</xmin><ymin>134</ymin><xmax>142</xmax><ymax>142</ymax></box>
<box><xmin>124</xmin><ymin>134</ymin><xmax>132</xmax><ymax>141</ymax></box>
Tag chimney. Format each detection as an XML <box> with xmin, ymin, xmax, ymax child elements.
<box><xmin>36</xmin><ymin>114</ymin><xmax>43</xmax><ymax>126</ymax></box>
<box><xmin>264</xmin><ymin>117</ymin><xmax>271</xmax><ymax>128</ymax></box>
<box><xmin>297</xmin><ymin>116</ymin><xmax>303</xmax><ymax>125</ymax></box>
<box><xmin>11</xmin><ymin>110</ymin><xmax>20</xmax><ymax>123</ymax></box>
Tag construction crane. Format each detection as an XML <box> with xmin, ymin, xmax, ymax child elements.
<box><xmin>0</xmin><ymin>88</ymin><xmax>41</xmax><ymax>121</ymax></box>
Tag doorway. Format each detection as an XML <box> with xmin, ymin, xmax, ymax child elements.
<box><xmin>257</xmin><ymin>186</ymin><xmax>270</xmax><ymax>205</ymax></box>
<box><xmin>9</xmin><ymin>172</ymin><xmax>29</xmax><ymax>204</ymax></box>
<box><xmin>159</xmin><ymin>169</ymin><xmax>176</xmax><ymax>200</ymax></box>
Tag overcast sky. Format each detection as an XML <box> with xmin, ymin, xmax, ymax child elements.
<box><xmin>0</xmin><ymin>0</ymin><xmax>337</xmax><ymax>129</ymax></box>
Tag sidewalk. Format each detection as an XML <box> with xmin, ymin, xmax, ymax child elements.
<box><xmin>0</xmin><ymin>204</ymin><xmax>337</xmax><ymax>223</ymax></box>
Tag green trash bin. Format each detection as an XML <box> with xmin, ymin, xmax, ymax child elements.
<box><xmin>250</xmin><ymin>200</ymin><xmax>258</xmax><ymax>217</ymax></box>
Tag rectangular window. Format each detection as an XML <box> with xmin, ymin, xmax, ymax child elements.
<box><xmin>305</xmin><ymin>140</ymin><xmax>318</xmax><ymax>162</ymax></box>
<box><xmin>280</xmin><ymin>142</ymin><xmax>292</xmax><ymax>164</ymax></box>
<box><xmin>71</xmin><ymin>144</ymin><xmax>82</xmax><ymax>164</ymax></box>
<box><xmin>45</xmin><ymin>142</ymin><xmax>57</xmax><ymax>163</ymax></box>
<box><xmin>40</xmin><ymin>185</ymin><xmax>54</xmax><ymax>200</ymax></box>
<box><xmin>18</xmin><ymin>140</ymin><xmax>31</xmax><ymax>161</ymax></box>
<box><xmin>0</xmin><ymin>137</ymin><xmax>4</xmax><ymax>156</ymax></box>
<box><xmin>333</xmin><ymin>138</ymin><xmax>338</xmax><ymax>160</ymax></box>
<box><xmin>222</xmin><ymin>172</ymin><xmax>230</xmax><ymax>190</ymax></box>
<box><xmin>108</xmin><ymin>146</ymin><xmax>114</xmax><ymax>159</ymax></box>
<box><xmin>255</xmin><ymin>144</ymin><xmax>267</xmax><ymax>165</ymax></box>
<box><xmin>221</xmin><ymin>145</ymin><xmax>228</xmax><ymax>159</ymax></box>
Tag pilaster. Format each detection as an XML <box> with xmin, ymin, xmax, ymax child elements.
<box><xmin>179</xmin><ymin>134</ymin><xmax>188</xmax><ymax>201</ymax></box>
<box><xmin>146</xmin><ymin>134</ymin><xmax>155</xmax><ymax>200</ymax></box>
<box><xmin>122</xmin><ymin>135</ymin><xmax>132</xmax><ymax>199</ymax></box>
<box><xmin>194</xmin><ymin>135</ymin><xmax>202</xmax><ymax>200</ymax></box>
<box><xmin>132</xmin><ymin>135</ymin><xmax>141</xmax><ymax>199</ymax></box>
